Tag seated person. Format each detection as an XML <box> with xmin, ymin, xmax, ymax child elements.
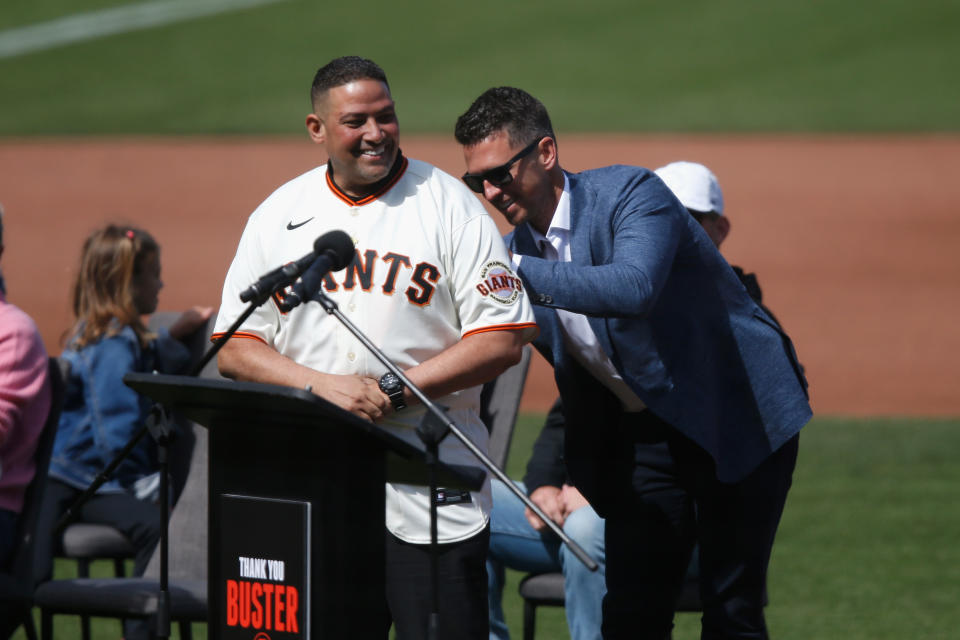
<box><xmin>654</xmin><ymin>161</ymin><xmax>783</xmax><ymax>326</ymax></box>
<box><xmin>488</xmin><ymin>399</ymin><xmax>606</xmax><ymax>640</ymax></box>
<box><xmin>0</xmin><ymin>205</ymin><xmax>52</xmax><ymax>568</ymax></box>
<box><xmin>33</xmin><ymin>225</ymin><xmax>211</xmax><ymax>640</ymax></box>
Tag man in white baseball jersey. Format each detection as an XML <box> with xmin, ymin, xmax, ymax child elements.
<box><xmin>214</xmin><ymin>56</ymin><xmax>537</xmax><ymax>638</ymax></box>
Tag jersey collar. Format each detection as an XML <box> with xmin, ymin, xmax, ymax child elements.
<box><xmin>325</xmin><ymin>151</ymin><xmax>408</xmax><ymax>206</ymax></box>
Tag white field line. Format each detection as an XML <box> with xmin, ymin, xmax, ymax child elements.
<box><xmin>0</xmin><ymin>0</ymin><xmax>290</xmax><ymax>60</ymax></box>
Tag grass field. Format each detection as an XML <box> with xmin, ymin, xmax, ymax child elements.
<box><xmin>1</xmin><ymin>0</ymin><xmax>958</xmax><ymax>135</ymax></box>
<box><xmin>3</xmin><ymin>2</ymin><xmax>958</xmax><ymax>638</ymax></box>
<box><xmin>13</xmin><ymin>415</ymin><xmax>960</xmax><ymax>639</ymax></box>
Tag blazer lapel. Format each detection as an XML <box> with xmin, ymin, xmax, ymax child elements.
<box><xmin>565</xmin><ymin>173</ymin><xmax>616</xmax><ymax>358</ymax></box>
<box><xmin>567</xmin><ymin>172</ymin><xmax>597</xmax><ymax>267</ymax></box>
<box><xmin>510</xmin><ymin>224</ymin><xmax>540</xmax><ymax>257</ymax></box>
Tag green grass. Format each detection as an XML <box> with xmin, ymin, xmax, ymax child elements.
<box><xmin>757</xmin><ymin>417</ymin><xmax>960</xmax><ymax>640</ymax></box>
<box><xmin>1</xmin><ymin>0</ymin><xmax>958</xmax><ymax>134</ymax></box>
<box><xmin>12</xmin><ymin>416</ymin><xmax>960</xmax><ymax>639</ymax></box>
<box><xmin>493</xmin><ymin>415</ymin><xmax>960</xmax><ymax>640</ymax></box>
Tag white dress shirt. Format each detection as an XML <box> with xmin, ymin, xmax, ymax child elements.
<box><xmin>525</xmin><ymin>175</ymin><xmax>647</xmax><ymax>412</ymax></box>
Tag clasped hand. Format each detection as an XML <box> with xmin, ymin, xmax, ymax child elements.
<box><xmin>524</xmin><ymin>484</ymin><xmax>590</xmax><ymax>531</ymax></box>
<box><xmin>310</xmin><ymin>373</ymin><xmax>391</xmax><ymax>422</ymax></box>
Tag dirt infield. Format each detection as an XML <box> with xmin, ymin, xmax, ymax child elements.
<box><xmin>2</xmin><ymin>135</ymin><xmax>958</xmax><ymax>416</ymax></box>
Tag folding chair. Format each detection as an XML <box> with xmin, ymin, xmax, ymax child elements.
<box><xmin>34</xmin><ymin>421</ymin><xmax>208</xmax><ymax>639</ymax></box>
<box><xmin>51</xmin><ymin>312</ymin><xmax>215</xmax><ymax>638</ymax></box>
<box><xmin>517</xmin><ymin>568</ymin><xmax>704</xmax><ymax>640</ymax></box>
<box><xmin>481</xmin><ymin>345</ymin><xmax>532</xmax><ymax>471</ymax></box>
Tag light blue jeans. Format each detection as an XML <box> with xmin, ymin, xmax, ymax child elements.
<box><xmin>487</xmin><ymin>479</ymin><xmax>606</xmax><ymax>640</ymax></box>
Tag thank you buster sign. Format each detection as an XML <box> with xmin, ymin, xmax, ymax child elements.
<box><xmin>219</xmin><ymin>495</ymin><xmax>310</xmax><ymax>639</ymax></box>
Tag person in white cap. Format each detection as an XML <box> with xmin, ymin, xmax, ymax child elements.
<box><xmin>655</xmin><ymin>160</ymin><xmax>781</xmax><ymax>324</ymax></box>
<box><xmin>653</xmin><ymin>161</ymin><xmax>727</xmax><ymax>244</ymax></box>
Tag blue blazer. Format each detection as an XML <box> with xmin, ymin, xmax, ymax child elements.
<box><xmin>509</xmin><ymin>166</ymin><xmax>811</xmax><ymax>512</ymax></box>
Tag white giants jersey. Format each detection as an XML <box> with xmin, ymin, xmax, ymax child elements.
<box><xmin>215</xmin><ymin>156</ymin><xmax>537</xmax><ymax>543</ymax></box>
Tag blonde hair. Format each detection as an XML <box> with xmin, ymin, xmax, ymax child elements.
<box><xmin>70</xmin><ymin>225</ymin><xmax>158</xmax><ymax>349</ymax></box>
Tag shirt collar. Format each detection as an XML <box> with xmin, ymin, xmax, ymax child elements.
<box><xmin>529</xmin><ymin>173</ymin><xmax>571</xmax><ymax>252</ymax></box>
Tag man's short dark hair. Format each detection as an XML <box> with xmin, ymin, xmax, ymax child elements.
<box><xmin>310</xmin><ymin>56</ymin><xmax>389</xmax><ymax>108</ymax></box>
<box><xmin>454</xmin><ymin>87</ymin><xmax>555</xmax><ymax>148</ymax></box>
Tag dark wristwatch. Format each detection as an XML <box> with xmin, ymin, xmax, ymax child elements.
<box><xmin>378</xmin><ymin>372</ymin><xmax>407</xmax><ymax>411</ymax></box>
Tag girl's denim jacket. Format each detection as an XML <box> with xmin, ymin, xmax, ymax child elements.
<box><xmin>49</xmin><ymin>325</ymin><xmax>190</xmax><ymax>493</ymax></box>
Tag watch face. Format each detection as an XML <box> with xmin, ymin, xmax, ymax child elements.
<box><xmin>380</xmin><ymin>372</ymin><xmax>401</xmax><ymax>393</ymax></box>
<box><xmin>379</xmin><ymin>372</ymin><xmax>406</xmax><ymax>410</ymax></box>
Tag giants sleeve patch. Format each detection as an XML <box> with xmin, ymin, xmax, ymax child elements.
<box><xmin>475</xmin><ymin>260</ymin><xmax>523</xmax><ymax>305</ymax></box>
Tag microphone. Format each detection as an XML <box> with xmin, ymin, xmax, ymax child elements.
<box><xmin>239</xmin><ymin>253</ymin><xmax>316</xmax><ymax>304</ymax></box>
<box><xmin>277</xmin><ymin>230</ymin><xmax>355</xmax><ymax>312</ymax></box>
<box><xmin>238</xmin><ymin>230</ymin><xmax>354</xmax><ymax>305</ymax></box>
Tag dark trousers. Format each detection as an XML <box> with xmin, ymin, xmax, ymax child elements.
<box><xmin>602</xmin><ymin>412</ymin><xmax>799</xmax><ymax>640</ymax></box>
<box><xmin>32</xmin><ymin>479</ymin><xmax>161</xmax><ymax>640</ymax></box>
<box><xmin>0</xmin><ymin>508</ymin><xmax>17</xmax><ymax>570</ymax></box>
<box><xmin>382</xmin><ymin>525</ymin><xmax>490</xmax><ymax>640</ymax></box>
<box><xmin>33</xmin><ymin>479</ymin><xmax>161</xmax><ymax>581</ymax></box>
<box><xmin>0</xmin><ymin>508</ymin><xmax>23</xmax><ymax>639</ymax></box>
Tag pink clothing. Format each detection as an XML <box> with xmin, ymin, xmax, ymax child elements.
<box><xmin>0</xmin><ymin>291</ymin><xmax>51</xmax><ymax>514</ymax></box>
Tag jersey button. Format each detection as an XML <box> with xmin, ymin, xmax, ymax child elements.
<box><xmin>347</xmin><ymin>352</ymin><xmax>356</xmax><ymax>362</ymax></box>
<box><xmin>348</xmin><ymin>303</ymin><xmax>356</xmax><ymax>312</ymax></box>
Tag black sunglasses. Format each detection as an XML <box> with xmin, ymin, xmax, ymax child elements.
<box><xmin>462</xmin><ymin>138</ymin><xmax>541</xmax><ymax>193</ymax></box>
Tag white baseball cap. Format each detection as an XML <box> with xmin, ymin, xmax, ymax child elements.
<box><xmin>654</xmin><ymin>161</ymin><xmax>724</xmax><ymax>215</ymax></box>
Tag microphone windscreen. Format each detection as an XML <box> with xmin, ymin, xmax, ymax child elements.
<box><xmin>313</xmin><ymin>230</ymin><xmax>355</xmax><ymax>271</ymax></box>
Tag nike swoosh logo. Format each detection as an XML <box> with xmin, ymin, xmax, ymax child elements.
<box><xmin>286</xmin><ymin>217</ymin><xmax>314</xmax><ymax>230</ymax></box>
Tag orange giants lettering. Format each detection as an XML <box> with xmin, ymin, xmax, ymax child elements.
<box><xmin>225</xmin><ymin>579</ymin><xmax>299</xmax><ymax>633</ymax></box>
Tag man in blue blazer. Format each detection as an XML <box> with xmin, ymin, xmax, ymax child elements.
<box><xmin>455</xmin><ymin>88</ymin><xmax>812</xmax><ymax>639</ymax></box>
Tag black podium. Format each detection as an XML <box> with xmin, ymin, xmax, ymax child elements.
<box><xmin>126</xmin><ymin>373</ymin><xmax>483</xmax><ymax>639</ymax></box>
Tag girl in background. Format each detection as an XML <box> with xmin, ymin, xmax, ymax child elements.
<box><xmin>34</xmin><ymin>225</ymin><xmax>211</xmax><ymax>637</ymax></box>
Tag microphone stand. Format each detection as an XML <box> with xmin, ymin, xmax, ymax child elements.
<box><xmin>59</xmin><ymin>249</ymin><xmax>598</xmax><ymax>638</ymax></box>
<box><xmin>305</xmin><ymin>289</ymin><xmax>598</xmax><ymax>640</ymax></box>
<box><xmin>55</xmin><ymin>282</ymin><xmax>280</xmax><ymax>639</ymax></box>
